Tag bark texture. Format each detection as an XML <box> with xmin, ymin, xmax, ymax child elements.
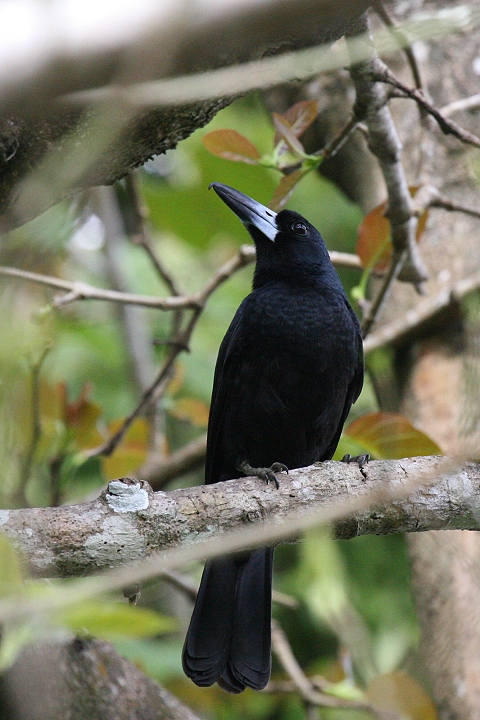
<box><xmin>0</xmin><ymin>0</ymin><xmax>369</xmax><ymax>230</ymax></box>
<box><xmin>0</xmin><ymin>457</ymin><xmax>479</xmax><ymax>580</ymax></box>
<box><xmin>0</xmin><ymin>638</ymin><xmax>201</xmax><ymax>720</ymax></box>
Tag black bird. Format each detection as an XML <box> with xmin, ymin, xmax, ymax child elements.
<box><xmin>182</xmin><ymin>183</ymin><xmax>364</xmax><ymax>693</ymax></box>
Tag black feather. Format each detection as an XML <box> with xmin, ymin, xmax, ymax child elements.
<box><xmin>182</xmin><ymin>184</ymin><xmax>363</xmax><ymax>692</ymax></box>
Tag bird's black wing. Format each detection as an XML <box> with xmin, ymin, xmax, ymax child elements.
<box><xmin>320</xmin><ymin>311</ymin><xmax>364</xmax><ymax>461</ymax></box>
<box><xmin>204</xmin><ymin>297</ymin><xmax>249</xmax><ymax>485</ymax></box>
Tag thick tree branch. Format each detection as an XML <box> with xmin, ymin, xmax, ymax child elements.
<box><xmin>0</xmin><ymin>456</ymin><xmax>478</xmax><ymax>581</ymax></box>
<box><xmin>1</xmin><ymin>638</ymin><xmax>201</xmax><ymax>720</ymax></box>
<box><xmin>348</xmin><ymin>14</ymin><xmax>429</xmax><ymax>314</ymax></box>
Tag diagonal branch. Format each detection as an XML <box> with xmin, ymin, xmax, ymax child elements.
<box><xmin>374</xmin><ymin>64</ymin><xmax>480</xmax><ymax>150</ymax></box>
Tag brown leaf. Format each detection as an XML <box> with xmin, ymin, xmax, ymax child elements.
<box><xmin>64</xmin><ymin>384</ymin><xmax>103</xmax><ymax>450</ymax></box>
<box><xmin>356</xmin><ymin>201</ymin><xmax>392</xmax><ymax>272</ymax></box>
<box><xmin>269</xmin><ymin>169</ymin><xmax>309</xmax><ymax>211</ymax></box>
<box><xmin>366</xmin><ymin>671</ymin><xmax>438</xmax><ymax>720</ymax></box>
<box><xmin>344</xmin><ymin>412</ymin><xmax>441</xmax><ymax>460</ymax></box>
<box><xmin>274</xmin><ymin>100</ymin><xmax>319</xmax><ymax>145</ymax></box>
<box><xmin>169</xmin><ymin>398</ymin><xmax>209</xmax><ymax>428</ymax></box>
<box><xmin>102</xmin><ymin>418</ymin><xmax>149</xmax><ymax>480</ymax></box>
<box><xmin>356</xmin><ymin>187</ymin><xmax>429</xmax><ymax>272</ymax></box>
<box><xmin>201</xmin><ymin>130</ymin><xmax>260</xmax><ymax>164</ymax></box>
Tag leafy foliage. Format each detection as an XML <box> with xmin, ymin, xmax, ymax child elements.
<box><xmin>202</xmin><ymin>100</ymin><xmax>323</xmax><ymax>210</ymax></box>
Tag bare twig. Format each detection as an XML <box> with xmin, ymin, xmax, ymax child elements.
<box><xmin>361</xmin><ymin>250</ymin><xmax>407</xmax><ymax>338</ymax></box>
<box><xmin>86</xmin><ymin>335</ymin><xmax>188</xmax><ymax>458</ymax></box>
<box><xmin>16</xmin><ymin>345</ymin><xmax>51</xmax><ymax>507</ymax></box>
<box><xmin>372</xmin><ymin>0</ymin><xmax>423</xmax><ymax>90</ymax></box>
<box><xmin>270</xmin><ymin>621</ymin><xmax>399</xmax><ymax>718</ymax></box>
<box><xmin>364</xmin><ymin>268</ymin><xmax>480</xmax><ymax>354</ymax></box>
<box><xmin>321</xmin><ymin>116</ymin><xmax>361</xmax><ymax>162</ymax></box>
<box><xmin>0</xmin><ymin>248</ymin><xmax>360</xmax><ymax>311</ymax></box>
<box><xmin>161</xmin><ymin>569</ymin><xmax>298</xmax><ymax>608</ymax></box>
<box><xmin>440</xmin><ymin>93</ymin><xmax>480</xmax><ymax>119</ymax></box>
<box><xmin>430</xmin><ymin>195</ymin><xmax>480</xmax><ymax>220</ymax></box>
<box><xmin>0</xmin><ymin>266</ymin><xmax>195</xmax><ymax>310</ymax></box>
<box><xmin>375</xmin><ymin>65</ymin><xmax>480</xmax><ymax>149</ymax></box>
<box><xmin>123</xmin><ymin>174</ymin><xmax>184</xmax><ymax>297</ymax></box>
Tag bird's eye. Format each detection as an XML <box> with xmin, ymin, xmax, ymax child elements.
<box><xmin>292</xmin><ymin>221</ymin><xmax>308</xmax><ymax>236</ymax></box>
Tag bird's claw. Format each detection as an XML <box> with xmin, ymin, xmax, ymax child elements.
<box><xmin>341</xmin><ymin>453</ymin><xmax>370</xmax><ymax>478</ymax></box>
<box><xmin>238</xmin><ymin>461</ymin><xmax>288</xmax><ymax>489</ymax></box>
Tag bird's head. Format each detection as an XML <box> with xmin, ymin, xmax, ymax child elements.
<box><xmin>210</xmin><ymin>182</ymin><xmax>335</xmax><ymax>287</ymax></box>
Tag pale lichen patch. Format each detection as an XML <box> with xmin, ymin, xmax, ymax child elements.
<box><xmin>106</xmin><ymin>481</ymin><xmax>149</xmax><ymax>513</ymax></box>
<box><xmin>0</xmin><ymin>510</ymin><xmax>10</xmax><ymax>526</ymax></box>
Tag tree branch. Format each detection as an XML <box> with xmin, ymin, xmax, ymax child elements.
<box><xmin>347</xmin><ymin>13</ymin><xmax>429</xmax><ymax>337</ymax></box>
<box><xmin>0</xmin><ymin>250</ymin><xmax>360</xmax><ymax>311</ymax></box>
<box><xmin>2</xmin><ymin>638</ymin><xmax>202</xmax><ymax>720</ymax></box>
<box><xmin>1</xmin><ymin>456</ymin><xmax>477</xmax><ymax>581</ymax></box>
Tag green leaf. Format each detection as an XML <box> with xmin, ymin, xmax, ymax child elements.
<box><xmin>201</xmin><ymin>130</ymin><xmax>260</xmax><ymax>164</ymax></box>
<box><xmin>0</xmin><ymin>535</ymin><xmax>24</xmax><ymax>598</ymax></box>
<box><xmin>59</xmin><ymin>601</ymin><xmax>177</xmax><ymax>640</ymax></box>
<box><xmin>0</xmin><ymin>623</ymin><xmax>33</xmax><ymax>671</ymax></box>
<box><xmin>340</xmin><ymin>412</ymin><xmax>441</xmax><ymax>460</ymax></box>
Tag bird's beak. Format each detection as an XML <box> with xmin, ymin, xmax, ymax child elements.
<box><xmin>210</xmin><ymin>183</ymin><xmax>278</xmax><ymax>242</ymax></box>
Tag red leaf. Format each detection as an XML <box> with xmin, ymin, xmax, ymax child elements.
<box><xmin>274</xmin><ymin>100</ymin><xmax>319</xmax><ymax>145</ymax></box>
<box><xmin>201</xmin><ymin>130</ymin><xmax>260</xmax><ymax>164</ymax></box>
<box><xmin>356</xmin><ymin>201</ymin><xmax>391</xmax><ymax>272</ymax></box>
<box><xmin>272</xmin><ymin>114</ymin><xmax>306</xmax><ymax>158</ymax></box>
<box><xmin>356</xmin><ymin>187</ymin><xmax>429</xmax><ymax>273</ymax></box>
<box><xmin>269</xmin><ymin>169</ymin><xmax>309</xmax><ymax>211</ymax></box>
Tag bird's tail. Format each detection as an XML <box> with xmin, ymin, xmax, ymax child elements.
<box><xmin>182</xmin><ymin>547</ymin><xmax>274</xmax><ymax>693</ymax></box>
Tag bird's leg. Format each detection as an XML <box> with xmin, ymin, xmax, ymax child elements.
<box><xmin>341</xmin><ymin>453</ymin><xmax>370</xmax><ymax>479</ymax></box>
<box><xmin>238</xmin><ymin>461</ymin><xmax>288</xmax><ymax>489</ymax></box>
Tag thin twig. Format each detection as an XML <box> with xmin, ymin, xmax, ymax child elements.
<box><xmin>86</xmin><ymin>328</ymin><xmax>192</xmax><ymax>458</ymax></box>
<box><xmin>0</xmin><ymin>249</ymin><xmax>360</xmax><ymax>311</ymax></box>
<box><xmin>318</xmin><ymin>115</ymin><xmax>362</xmax><ymax>163</ymax></box>
<box><xmin>375</xmin><ymin>64</ymin><xmax>480</xmax><ymax>149</ymax></box>
<box><xmin>123</xmin><ymin>174</ymin><xmax>184</xmax><ymax>297</ymax></box>
<box><xmin>372</xmin><ymin>0</ymin><xmax>423</xmax><ymax>90</ymax></box>
<box><xmin>364</xmin><ymin>267</ymin><xmax>480</xmax><ymax>354</ymax></box>
<box><xmin>440</xmin><ymin>93</ymin><xmax>480</xmax><ymax>119</ymax></box>
<box><xmin>361</xmin><ymin>251</ymin><xmax>407</xmax><ymax>338</ymax></box>
<box><xmin>0</xmin><ymin>266</ymin><xmax>195</xmax><ymax>310</ymax></box>
<box><xmin>161</xmin><ymin>569</ymin><xmax>299</xmax><ymax>608</ymax></box>
<box><xmin>16</xmin><ymin>345</ymin><xmax>51</xmax><ymax>507</ymax></box>
<box><xmin>431</xmin><ymin>195</ymin><xmax>480</xmax><ymax>220</ymax></box>
<box><xmin>270</xmin><ymin>620</ymin><xmax>395</xmax><ymax>718</ymax></box>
